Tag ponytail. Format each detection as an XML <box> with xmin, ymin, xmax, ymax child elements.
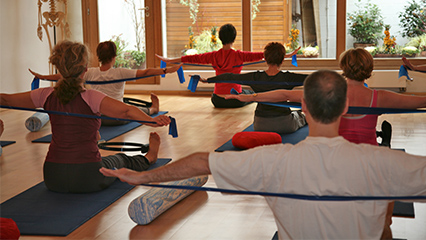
<box><xmin>49</xmin><ymin>41</ymin><xmax>89</xmax><ymax>104</ymax></box>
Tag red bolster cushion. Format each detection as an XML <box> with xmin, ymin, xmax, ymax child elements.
<box><xmin>232</xmin><ymin>131</ymin><xmax>282</xmax><ymax>149</ymax></box>
<box><xmin>0</xmin><ymin>218</ymin><xmax>20</xmax><ymax>240</ymax></box>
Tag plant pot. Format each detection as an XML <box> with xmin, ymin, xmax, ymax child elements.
<box><xmin>353</xmin><ymin>43</ymin><xmax>376</xmax><ymax>48</ymax></box>
<box><xmin>296</xmin><ymin>54</ymin><xmax>319</xmax><ymax>58</ymax></box>
<box><xmin>374</xmin><ymin>54</ymin><xmax>402</xmax><ymax>58</ymax></box>
<box><xmin>421</xmin><ymin>51</ymin><xmax>426</xmax><ymax>57</ymax></box>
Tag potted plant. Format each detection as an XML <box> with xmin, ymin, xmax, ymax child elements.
<box><xmin>398</xmin><ymin>0</ymin><xmax>426</xmax><ymax>38</ymax></box>
<box><xmin>347</xmin><ymin>0</ymin><xmax>384</xmax><ymax>48</ymax></box>
<box><xmin>405</xmin><ymin>33</ymin><xmax>426</xmax><ymax>56</ymax></box>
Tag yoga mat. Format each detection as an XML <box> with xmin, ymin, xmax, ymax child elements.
<box><xmin>0</xmin><ymin>140</ymin><xmax>16</xmax><ymax>147</ymax></box>
<box><xmin>0</xmin><ymin>158</ymin><xmax>171</xmax><ymax>236</ymax></box>
<box><xmin>215</xmin><ymin>124</ymin><xmax>309</xmax><ymax>152</ymax></box>
<box><xmin>32</xmin><ymin>111</ymin><xmax>168</xmax><ymax>143</ymax></box>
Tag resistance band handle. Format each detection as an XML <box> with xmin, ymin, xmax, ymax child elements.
<box><xmin>187</xmin><ymin>75</ymin><xmax>200</xmax><ymax>92</ymax></box>
<box><xmin>168</xmin><ymin>116</ymin><xmax>178</xmax><ymax>138</ymax></box>
<box><xmin>160</xmin><ymin>60</ymin><xmax>167</xmax><ymax>77</ymax></box>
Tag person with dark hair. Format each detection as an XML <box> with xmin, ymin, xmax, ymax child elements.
<box><xmin>2</xmin><ymin>40</ymin><xmax>171</xmax><ymax>193</ymax></box>
<box><xmin>157</xmin><ymin>24</ymin><xmax>299</xmax><ymax>108</ymax></box>
<box><xmin>100</xmin><ymin>70</ymin><xmax>426</xmax><ymax>239</ymax></box>
<box><xmin>207</xmin><ymin>42</ymin><xmax>307</xmax><ymax>134</ymax></box>
<box><xmin>29</xmin><ymin>40</ymin><xmax>182</xmax><ymax>126</ymax></box>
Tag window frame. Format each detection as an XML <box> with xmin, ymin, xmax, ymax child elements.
<box><xmin>82</xmin><ymin>0</ymin><xmax>424</xmax><ymax>76</ymax></box>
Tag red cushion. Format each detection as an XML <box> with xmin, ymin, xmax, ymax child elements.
<box><xmin>232</xmin><ymin>131</ymin><xmax>282</xmax><ymax>149</ymax></box>
<box><xmin>0</xmin><ymin>218</ymin><xmax>20</xmax><ymax>240</ymax></box>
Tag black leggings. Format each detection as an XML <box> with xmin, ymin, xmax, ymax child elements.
<box><xmin>43</xmin><ymin>153</ymin><xmax>150</xmax><ymax>193</ymax></box>
<box><xmin>211</xmin><ymin>89</ymin><xmax>254</xmax><ymax>108</ymax></box>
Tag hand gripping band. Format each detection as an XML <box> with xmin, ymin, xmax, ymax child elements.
<box><xmin>97</xmin><ymin>141</ymin><xmax>149</xmax><ymax>152</ymax></box>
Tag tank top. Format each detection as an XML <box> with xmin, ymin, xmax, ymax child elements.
<box><xmin>339</xmin><ymin>90</ymin><xmax>379</xmax><ymax>145</ymax></box>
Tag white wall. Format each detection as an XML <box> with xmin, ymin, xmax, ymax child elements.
<box><xmin>1</xmin><ymin>0</ymin><xmax>51</xmax><ymax>93</ymax></box>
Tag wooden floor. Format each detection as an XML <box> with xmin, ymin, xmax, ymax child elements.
<box><xmin>1</xmin><ymin>94</ymin><xmax>426</xmax><ymax>240</ymax></box>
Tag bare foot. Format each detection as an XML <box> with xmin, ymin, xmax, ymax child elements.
<box><xmin>144</xmin><ymin>132</ymin><xmax>160</xmax><ymax>164</ymax></box>
<box><xmin>149</xmin><ymin>93</ymin><xmax>159</xmax><ymax>115</ymax></box>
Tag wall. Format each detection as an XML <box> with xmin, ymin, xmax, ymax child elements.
<box><xmin>1</xmin><ymin>0</ymin><xmax>51</xmax><ymax>93</ymax></box>
<box><xmin>0</xmin><ymin>0</ymin><xmax>83</xmax><ymax>94</ymax></box>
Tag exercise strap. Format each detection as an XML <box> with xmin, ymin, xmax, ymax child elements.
<box><xmin>0</xmin><ymin>105</ymin><xmax>178</xmax><ymax>138</ymax></box>
<box><xmin>32</xmin><ymin>72</ymin><xmax>163</xmax><ymax>90</ymax></box>
<box><xmin>141</xmin><ymin>183</ymin><xmax>426</xmax><ymax>201</ymax></box>
<box><xmin>229</xmin><ymin>89</ymin><xmax>426</xmax><ymax>115</ymax></box>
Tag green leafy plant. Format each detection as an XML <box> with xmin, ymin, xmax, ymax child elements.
<box><xmin>401</xmin><ymin>46</ymin><xmax>420</xmax><ymax>56</ymax></box>
<box><xmin>405</xmin><ymin>33</ymin><xmax>426</xmax><ymax>51</ymax></box>
<box><xmin>398</xmin><ymin>0</ymin><xmax>426</xmax><ymax>38</ymax></box>
<box><xmin>111</xmin><ymin>35</ymin><xmax>146</xmax><ymax>69</ymax></box>
<box><xmin>111</xmin><ymin>34</ymin><xmax>129</xmax><ymax>68</ymax></box>
<box><xmin>347</xmin><ymin>0</ymin><xmax>384</xmax><ymax>44</ymax></box>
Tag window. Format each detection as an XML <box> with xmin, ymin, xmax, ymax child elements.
<box><xmin>346</xmin><ymin>0</ymin><xmax>426</xmax><ymax>60</ymax></box>
<box><xmin>163</xmin><ymin>0</ymin><xmax>337</xmax><ymax>60</ymax></box>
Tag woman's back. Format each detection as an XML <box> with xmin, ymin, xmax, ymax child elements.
<box><xmin>339</xmin><ymin>83</ymin><xmax>379</xmax><ymax>145</ymax></box>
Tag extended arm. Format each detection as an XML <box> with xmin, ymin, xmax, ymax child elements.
<box><xmin>135</xmin><ymin>63</ymin><xmax>183</xmax><ymax>78</ymax></box>
<box><xmin>99</xmin><ymin>96</ymin><xmax>170</xmax><ymax>127</ymax></box>
<box><xmin>155</xmin><ymin>54</ymin><xmax>182</xmax><ymax>64</ymax></box>
<box><xmin>222</xmin><ymin>89</ymin><xmax>303</xmax><ymax>103</ymax></box>
<box><xmin>402</xmin><ymin>57</ymin><xmax>426</xmax><ymax>71</ymax></box>
<box><xmin>99</xmin><ymin>152</ymin><xmax>211</xmax><ymax>185</ymax></box>
<box><xmin>29</xmin><ymin>69</ymin><xmax>62</xmax><ymax>80</ymax></box>
<box><xmin>0</xmin><ymin>92</ymin><xmax>36</xmax><ymax>109</ymax></box>
<box><xmin>285</xmin><ymin>47</ymin><xmax>301</xmax><ymax>58</ymax></box>
<box><xmin>377</xmin><ymin>90</ymin><xmax>426</xmax><ymax>109</ymax></box>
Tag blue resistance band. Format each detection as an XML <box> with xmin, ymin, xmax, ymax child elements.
<box><xmin>229</xmin><ymin>89</ymin><xmax>426</xmax><ymax>115</ymax></box>
<box><xmin>0</xmin><ymin>105</ymin><xmax>178</xmax><ymax>138</ymax></box>
<box><xmin>186</xmin><ymin>75</ymin><xmax>304</xmax><ymax>93</ymax></box>
<box><xmin>31</xmin><ymin>73</ymin><xmax>162</xmax><ymax>91</ymax></box>
<box><xmin>259</xmin><ymin>102</ymin><xmax>426</xmax><ymax>115</ymax></box>
<box><xmin>141</xmin><ymin>183</ymin><xmax>426</xmax><ymax>201</ymax></box>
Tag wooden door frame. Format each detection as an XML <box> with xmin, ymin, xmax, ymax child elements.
<box><xmin>81</xmin><ymin>0</ymin><xmax>160</xmax><ymax>84</ymax></box>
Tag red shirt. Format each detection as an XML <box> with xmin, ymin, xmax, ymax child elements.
<box><xmin>181</xmin><ymin>48</ymin><xmax>264</xmax><ymax>94</ymax></box>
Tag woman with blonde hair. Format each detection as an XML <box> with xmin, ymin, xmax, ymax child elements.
<box><xmin>1</xmin><ymin>41</ymin><xmax>170</xmax><ymax>193</ymax></box>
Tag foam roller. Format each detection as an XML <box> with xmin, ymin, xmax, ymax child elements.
<box><xmin>25</xmin><ymin>112</ymin><xmax>49</xmax><ymax>132</ymax></box>
<box><xmin>128</xmin><ymin>175</ymin><xmax>208</xmax><ymax>225</ymax></box>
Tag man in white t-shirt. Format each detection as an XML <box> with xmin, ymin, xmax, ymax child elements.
<box><xmin>100</xmin><ymin>70</ymin><xmax>426</xmax><ymax>239</ymax></box>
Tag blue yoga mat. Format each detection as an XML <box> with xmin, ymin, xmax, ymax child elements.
<box><xmin>215</xmin><ymin>124</ymin><xmax>309</xmax><ymax>152</ymax></box>
<box><xmin>0</xmin><ymin>140</ymin><xmax>16</xmax><ymax>147</ymax></box>
<box><xmin>0</xmin><ymin>158</ymin><xmax>171</xmax><ymax>236</ymax></box>
<box><xmin>32</xmin><ymin>111</ymin><xmax>168</xmax><ymax>143</ymax></box>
